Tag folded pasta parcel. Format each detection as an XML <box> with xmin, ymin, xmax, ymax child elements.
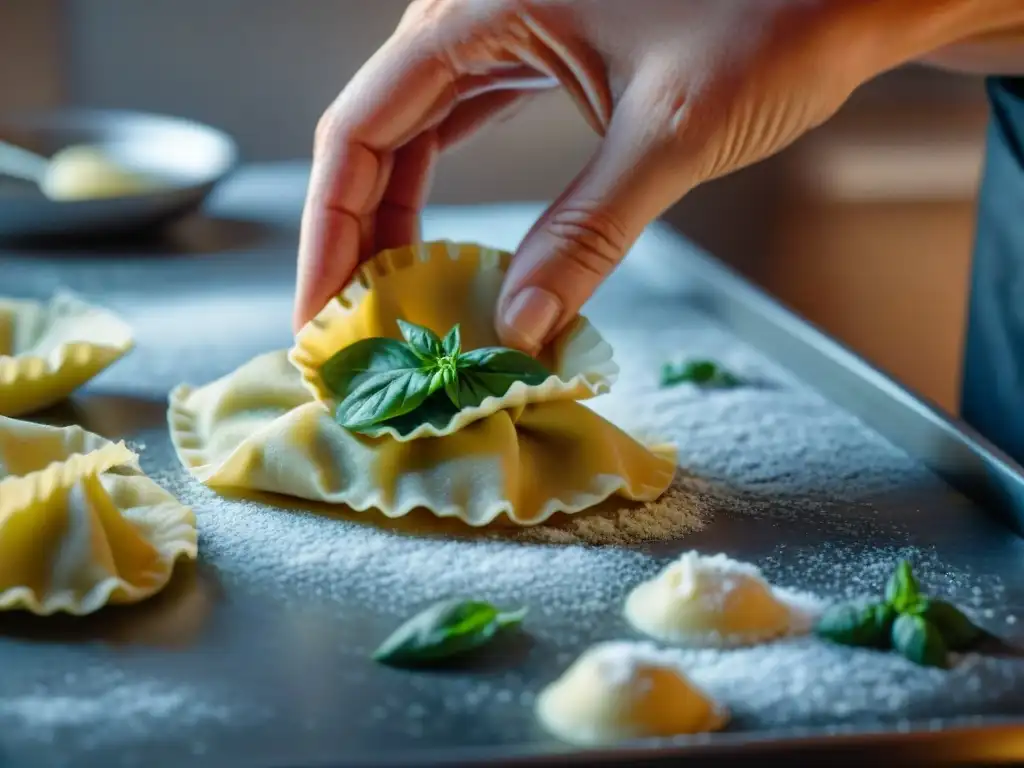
<box><xmin>169</xmin><ymin>241</ymin><xmax>676</xmax><ymax>526</ymax></box>
<box><xmin>0</xmin><ymin>292</ymin><xmax>134</xmax><ymax>417</ymax></box>
<box><xmin>0</xmin><ymin>416</ymin><xmax>197</xmax><ymax>615</ymax></box>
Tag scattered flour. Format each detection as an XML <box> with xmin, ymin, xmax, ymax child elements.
<box><xmin>14</xmin><ymin>287</ymin><xmax>1020</xmax><ymax>758</ymax></box>
<box><xmin>0</xmin><ymin>684</ymin><xmax>227</xmax><ymax>738</ymax></box>
<box><xmin>510</xmin><ymin>474</ymin><xmax>710</xmax><ymax>545</ymax></box>
<box><xmin>680</xmin><ymin>640</ymin><xmax>1024</xmax><ymax>729</ymax></box>
<box><xmin>0</xmin><ymin>669</ymin><xmax>241</xmax><ymax>752</ymax></box>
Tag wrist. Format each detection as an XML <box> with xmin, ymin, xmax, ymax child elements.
<box><xmin>842</xmin><ymin>0</ymin><xmax>1024</xmax><ymax>77</ymax></box>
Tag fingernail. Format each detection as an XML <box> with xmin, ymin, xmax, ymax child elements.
<box><xmin>500</xmin><ymin>287</ymin><xmax>562</xmax><ymax>353</ymax></box>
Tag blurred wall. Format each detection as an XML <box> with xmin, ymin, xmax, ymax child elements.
<box><xmin>58</xmin><ymin>0</ymin><xmax>600</xmax><ymax>204</ymax></box>
<box><xmin>0</xmin><ymin>1</ymin><xmax>62</xmax><ymax>110</ymax></box>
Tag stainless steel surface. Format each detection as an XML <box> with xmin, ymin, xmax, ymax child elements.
<box><xmin>0</xmin><ymin>164</ymin><xmax>1022</xmax><ymax>768</ymax></box>
<box><xmin>0</xmin><ymin>108</ymin><xmax>238</xmax><ymax>240</ymax></box>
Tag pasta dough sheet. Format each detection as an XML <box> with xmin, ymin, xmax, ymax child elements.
<box><xmin>169</xmin><ymin>241</ymin><xmax>676</xmax><ymax>527</ymax></box>
<box><xmin>0</xmin><ymin>416</ymin><xmax>197</xmax><ymax>615</ymax></box>
<box><xmin>0</xmin><ymin>292</ymin><xmax>134</xmax><ymax>417</ymax></box>
<box><xmin>289</xmin><ymin>241</ymin><xmax>618</xmax><ymax>440</ymax></box>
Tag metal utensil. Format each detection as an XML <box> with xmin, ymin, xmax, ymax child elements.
<box><xmin>0</xmin><ymin>138</ymin><xmax>49</xmax><ymax>185</ymax></box>
<box><xmin>0</xmin><ymin>138</ymin><xmax>165</xmax><ymax>201</ymax></box>
<box><xmin>0</xmin><ymin>109</ymin><xmax>239</xmax><ymax>241</ymax></box>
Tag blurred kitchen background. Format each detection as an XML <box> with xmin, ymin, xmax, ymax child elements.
<box><xmin>2</xmin><ymin>0</ymin><xmax>992</xmax><ymax>415</ymax></box>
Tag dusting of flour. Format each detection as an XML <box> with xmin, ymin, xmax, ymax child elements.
<box><xmin>0</xmin><ymin>666</ymin><xmax>256</xmax><ymax>763</ymax></box>
<box><xmin>19</xmin><ymin>288</ymin><xmax>1019</xmax><ymax>759</ymax></box>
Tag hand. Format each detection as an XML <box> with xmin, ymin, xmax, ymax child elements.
<box><xmin>295</xmin><ymin>0</ymin><xmax>1023</xmax><ymax>352</ymax></box>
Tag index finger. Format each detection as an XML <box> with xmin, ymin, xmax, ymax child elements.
<box><xmin>293</xmin><ymin>32</ymin><xmax>456</xmax><ymax>332</ymax></box>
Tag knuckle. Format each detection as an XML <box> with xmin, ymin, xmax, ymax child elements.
<box><xmin>313</xmin><ymin>109</ymin><xmax>340</xmax><ymax>155</ymax></box>
<box><xmin>546</xmin><ymin>206</ymin><xmax>629</xmax><ymax>276</ymax></box>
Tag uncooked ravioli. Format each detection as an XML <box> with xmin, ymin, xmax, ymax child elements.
<box><xmin>625</xmin><ymin>551</ymin><xmax>811</xmax><ymax>647</ymax></box>
<box><xmin>0</xmin><ymin>416</ymin><xmax>197</xmax><ymax>615</ymax></box>
<box><xmin>0</xmin><ymin>291</ymin><xmax>134</xmax><ymax>417</ymax></box>
<box><xmin>535</xmin><ymin>641</ymin><xmax>727</xmax><ymax>745</ymax></box>
<box><xmin>169</xmin><ymin>241</ymin><xmax>677</xmax><ymax>527</ymax></box>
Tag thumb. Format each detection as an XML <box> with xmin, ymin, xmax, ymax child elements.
<box><xmin>495</xmin><ymin>109</ymin><xmax>683</xmax><ymax>354</ymax></box>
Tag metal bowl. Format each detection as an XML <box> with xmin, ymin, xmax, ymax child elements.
<box><xmin>0</xmin><ymin>108</ymin><xmax>239</xmax><ymax>241</ymax></box>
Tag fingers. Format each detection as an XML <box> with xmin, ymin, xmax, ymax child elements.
<box><xmin>294</xmin><ymin>49</ymin><xmax>556</xmax><ymax>331</ymax></box>
<box><xmin>374</xmin><ymin>131</ymin><xmax>440</xmax><ymax>253</ymax></box>
<box><xmin>438</xmin><ymin>89</ymin><xmax>536</xmax><ymax>150</ymax></box>
<box><xmin>294</xmin><ymin>33</ymin><xmax>455</xmax><ymax>332</ymax></box>
<box><xmin>495</xmin><ymin>99</ymin><xmax>684</xmax><ymax>354</ymax></box>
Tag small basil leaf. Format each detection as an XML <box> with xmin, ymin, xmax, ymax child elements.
<box><xmin>892</xmin><ymin>613</ymin><xmax>948</xmax><ymax>669</ymax></box>
<box><xmin>870</xmin><ymin>602</ymin><xmax>898</xmax><ymax>644</ymax></box>
<box><xmin>885</xmin><ymin>560</ymin><xmax>921</xmax><ymax>613</ymax></box>
<box><xmin>443</xmin><ymin>365</ymin><xmax>460</xmax><ymax>408</ymax></box>
<box><xmin>816</xmin><ymin>602</ymin><xmax>894</xmax><ymax>649</ymax></box>
<box><xmin>456</xmin><ymin>347</ymin><xmax>551</xmax><ymax>407</ymax></box>
<box><xmin>396</xmin><ymin>319</ymin><xmax>443</xmax><ymax>362</ymax></box>
<box><xmin>660</xmin><ymin>359</ymin><xmax>741</xmax><ymax>389</ymax></box>
<box><xmin>427</xmin><ymin>368</ymin><xmax>446</xmax><ymax>396</ymax></box>
<box><xmin>373</xmin><ymin>598</ymin><xmax>527</xmax><ymax>667</ymax></box>
<box><xmin>335</xmin><ymin>367</ymin><xmax>435</xmax><ymax>431</ymax></box>
<box><xmin>442</xmin><ymin>324</ymin><xmax>461</xmax><ymax>357</ymax></box>
<box><xmin>910</xmin><ymin>599</ymin><xmax>984</xmax><ymax>651</ymax></box>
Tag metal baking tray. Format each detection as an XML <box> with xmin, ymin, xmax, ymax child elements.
<box><xmin>1</xmin><ymin>185</ymin><xmax>1023</xmax><ymax>768</ymax></box>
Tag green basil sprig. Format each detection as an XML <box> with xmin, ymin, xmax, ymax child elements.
<box><xmin>320</xmin><ymin>320</ymin><xmax>550</xmax><ymax>434</ymax></box>
<box><xmin>372</xmin><ymin>598</ymin><xmax>527</xmax><ymax>667</ymax></box>
<box><xmin>660</xmin><ymin>359</ymin><xmax>741</xmax><ymax>389</ymax></box>
<box><xmin>814</xmin><ymin>560</ymin><xmax>985</xmax><ymax>669</ymax></box>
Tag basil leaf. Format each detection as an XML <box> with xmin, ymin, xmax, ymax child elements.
<box><xmin>910</xmin><ymin>599</ymin><xmax>984</xmax><ymax>651</ymax></box>
<box><xmin>442</xmin><ymin>324</ymin><xmax>461</xmax><ymax>357</ymax></box>
<box><xmin>428</xmin><ymin>368</ymin><xmax>446</xmax><ymax>396</ymax></box>
<box><xmin>370</xmin><ymin>390</ymin><xmax>459</xmax><ymax>436</ymax></box>
<box><xmin>892</xmin><ymin>613</ymin><xmax>948</xmax><ymax>669</ymax></box>
<box><xmin>885</xmin><ymin>560</ymin><xmax>921</xmax><ymax>613</ymax></box>
<box><xmin>321</xmin><ymin>338</ymin><xmax>424</xmax><ymax>397</ymax></box>
<box><xmin>396</xmin><ymin>319</ymin><xmax>443</xmax><ymax>362</ymax></box>
<box><xmin>660</xmin><ymin>359</ymin><xmax>741</xmax><ymax>389</ymax></box>
<box><xmin>335</xmin><ymin>366</ymin><xmax>435</xmax><ymax>431</ymax></box>
<box><xmin>456</xmin><ymin>347</ymin><xmax>551</xmax><ymax>407</ymax></box>
<box><xmin>373</xmin><ymin>598</ymin><xmax>527</xmax><ymax>667</ymax></box>
<box><xmin>816</xmin><ymin>602</ymin><xmax>894</xmax><ymax>649</ymax></box>
<box><xmin>443</xmin><ymin>365</ymin><xmax>460</xmax><ymax>408</ymax></box>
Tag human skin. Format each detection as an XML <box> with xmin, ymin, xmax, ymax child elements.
<box><xmin>294</xmin><ymin>0</ymin><xmax>1024</xmax><ymax>354</ymax></box>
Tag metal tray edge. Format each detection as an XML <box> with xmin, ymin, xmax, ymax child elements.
<box><xmin>668</xmin><ymin>245</ymin><xmax>1024</xmax><ymax>538</ymax></box>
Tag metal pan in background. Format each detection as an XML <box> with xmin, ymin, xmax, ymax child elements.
<box><xmin>0</xmin><ymin>108</ymin><xmax>238</xmax><ymax>242</ymax></box>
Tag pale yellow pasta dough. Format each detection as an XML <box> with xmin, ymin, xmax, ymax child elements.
<box><xmin>0</xmin><ymin>416</ymin><xmax>197</xmax><ymax>615</ymax></box>
<box><xmin>168</xmin><ymin>241</ymin><xmax>676</xmax><ymax>527</ymax></box>
<box><xmin>289</xmin><ymin>241</ymin><xmax>618</xmax><ymax>440</ymax></box>
<box><xmin>0</xmin><ymin>291</ymin><xmax>134</xmax><ymax>417</ymax></box>
<box><xmin>624</xmin><ymin>551</ymin><xmax>794</xmax><ymax>647</ymax></box>
<box><xmin>535</xmin><ymin>641</ymin><xmax>727</xmax><ymax>745</ymax></box>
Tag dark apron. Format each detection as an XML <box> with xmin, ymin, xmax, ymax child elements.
<box><xmin>961</xmin><ymin>77</ymin><xmax>1024</xmax><ymax>464</ymax></box>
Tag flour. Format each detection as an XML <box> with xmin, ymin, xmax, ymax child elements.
<box><xmin>146</xmin><ymin>461</ymin><xmax>660</xmax><ymax>617</ymax></box>
<box><xmin>510</xmin><ymin>474</ymin><xmax>709</xmax><ymax>545</ymax></box>
<box><xmin>30</xmin><ymin>290</ymin><xmax>1020</xmax><ymax>760</ymax></box>
<box><xmin>679</xmin><ymin>640</ymin><xmax>1024</xmax><ymax>728</ymax></box>
<box><xmin>0</xmin><ymin>668</ymin><xmax>240</xmax><ymax>753</ymax></box>
<box><xmin>587</xmin><ymin>640</ymin><xmax>687</xmax><ymax>688</ymax></box>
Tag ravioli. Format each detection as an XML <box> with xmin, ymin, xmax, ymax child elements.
<box><xmin>169</xmin><ymin>241</ymin><xmax>676</xmax><ymax>527</ymax></box>
<box><xmin>0</xmin><ymin>416</ymin><xmax>197</xmax><ymax>615</ymax></box>
<box><xmin>624</xmin><ymin>551</ymin><xmax>808</xmax><ymax>647</ymax></box>
<box><xmin>535</xmin><ymin>641</ymin><xmax>727</xmax><ymax>745</ymax></box>
<box><xmin>0</xmin><ymin>291</ymin><xmax>134</xmax><ymax>417</ymax></box>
